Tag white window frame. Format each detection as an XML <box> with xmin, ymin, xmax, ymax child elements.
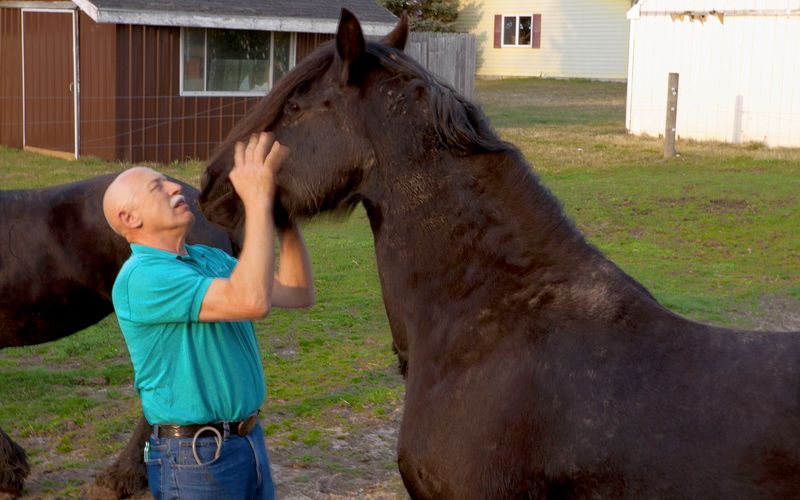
<box><xmin>179</xmin><ymin>28</ymin><xmax>297</xmax><ymax>97</ymax></box>
<box><xmin>501</xmin><ymin>14</ymin><xmax>533</xmax><ymax>48</ymax></box>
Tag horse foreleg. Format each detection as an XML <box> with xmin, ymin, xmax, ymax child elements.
<box><xmin>87</xmin><ymin>416</ymin><xmax>150</xmax><ymax>499</ymax></box>
<box><xmin>0</xmin><ymin>427</ymin><xmax>29</xmax><ymax>497</ymax></box>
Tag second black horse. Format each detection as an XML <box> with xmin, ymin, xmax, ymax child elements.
<box><xmin>0</xmin><ymin>173</ymin><xmax>232</xmax><ymax>498</ymax></box>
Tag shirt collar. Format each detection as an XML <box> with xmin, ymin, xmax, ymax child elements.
<box><xmin>130</xmin><ymin>243</ymin><xmax>186</xmax><ymax>260</ymax></box>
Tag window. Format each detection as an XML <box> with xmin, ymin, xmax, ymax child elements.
<box><xmin>181</xmin><ymin>28</ymin><xmax>295</xmax><ymax>96</ymax></box>
<box><xmin>502</xmin><ymin>15</ymin><xmax>532</xmax><ymax>47</ymax></box>
<box><xmin>494</xmin><ymin>14</ymin><xmax>541</xmax><ymax>49</ymax></box>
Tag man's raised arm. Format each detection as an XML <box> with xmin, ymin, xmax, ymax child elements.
<box><xmin>199</xmin><ymin>132</ymin><xmax>287</xmax><ymax>321</ymax></box>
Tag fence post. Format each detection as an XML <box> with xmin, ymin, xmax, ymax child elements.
<box><xmin>664</xmin><ymin>72</ymin><xmax>679</xmax><ymax>158</ymax></box>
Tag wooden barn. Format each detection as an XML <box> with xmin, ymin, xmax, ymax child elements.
<box><xmin>626</xmin><ymin>0</ymin><xmax>800</xmax><ymax>148</ymax></box>
<box><xmin>0</xmin><ymin>0</ymin><xmax>396</xmax><ymax>162</ymax></box>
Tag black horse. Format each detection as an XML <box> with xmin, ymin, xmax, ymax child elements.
<box><xmin>199</xmin><ymin>10</ymin><xmax>800</xmax><ymax>499</ymax></box>
<box><xmin>0</xmin><ymin>174</ymin><xmax>232</xmax><ymax>498</ymax></box>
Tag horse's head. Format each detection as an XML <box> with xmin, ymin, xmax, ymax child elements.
<box><xmin>199</xmin><ymin>10</ymin><xmax>412</xmax><ymax>233</ymax></box>
<box><xmin>200</xmin><ymin>8</ymin><xmax>501</xmax><ymax>239</ymax></box>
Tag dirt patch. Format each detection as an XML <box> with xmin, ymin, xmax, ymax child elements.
<box><xmin>655</xmin><ymin>196</ymin><xmax>696</xmax><ymax>208</ymax></box>
<box><xmin>704</xmin><ymin>199</ymin><xmax>751</xmax><ymax>213</ymax></box>
<box><xmin>732</xmin><ymin>292</ymin><xmax>800</xmax><ymax>332</ymax></box>
<box><xmin>13</xmin><ymin>408</ymin><xmax>406</xmax><ymax>499</ymax></box>
<box><xmin>271</xmin><ymin>407</ymin><xmax>406</xmax><ymax>499</ymax></box>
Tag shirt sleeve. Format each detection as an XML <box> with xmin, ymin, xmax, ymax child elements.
<box><xmin>117</xmin><ymin>261</ymin><xmax>213</xmax><ymax>324</ymax></box>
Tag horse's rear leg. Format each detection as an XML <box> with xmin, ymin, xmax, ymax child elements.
<box><xmin>87</xmin><ymin>416</ymin><xmax>150</xmax><ymax>499</ymax></box>
<box><xmin>0</xmin><ymin>427</ymin><xmax>29</xmax><ymax>497</ymax></box>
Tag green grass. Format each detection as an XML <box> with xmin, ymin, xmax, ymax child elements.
<box><xmin>471</xmin><ymin>78</ymin><xmax>800</xmax><ymax>324</ymax></box>
<box><xmin>1</xmin><ymin>77</ymin><xmax>799</xmax><ymax>497</ymax></box>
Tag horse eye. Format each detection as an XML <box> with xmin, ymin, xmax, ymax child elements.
<box><xmin>285</xmin><ymin>101</ymin><xmax>301</xmax><ymax>115</ymax></box>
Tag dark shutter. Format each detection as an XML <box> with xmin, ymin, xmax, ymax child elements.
<box><xmin>532</xmin><ymin>14</ymin><xmax>542</xmax><ymax>49</ymax></box>
<box><xmin>494</xmin><ymin>15</ymin><xmax>502</xmax><ymax>48</ymax></box>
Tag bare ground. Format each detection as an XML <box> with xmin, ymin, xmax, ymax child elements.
<box><xmin>737</xmin><ymin>293</ymin><xmax>800</xmax><ymax>332</ymax></box>
<box><xmin>11</xmin><ymin>406</ymin><xmax>406</xmax><ymax>499</ymax></box>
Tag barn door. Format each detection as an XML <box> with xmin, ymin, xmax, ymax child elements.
<box><xmin>22</xmin><ymin>10</ymin><xmax>77</xmax><ymax>159</ymax></box>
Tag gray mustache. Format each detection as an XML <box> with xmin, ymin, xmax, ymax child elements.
<box><xmin>170</xmin><ymin>194</ymin><xmax>186</xmax><ymax>208</ymax></box>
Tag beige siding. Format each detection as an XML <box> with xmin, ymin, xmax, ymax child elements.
<box><xmin>626</xmin><ymin>2</ymin><xmax>800</xmax><ymax>147</ymax></box>
<box><xmin>455</xmin><ymin>0</ymin><xmax>630</xmax><ymax>80</ymax></box>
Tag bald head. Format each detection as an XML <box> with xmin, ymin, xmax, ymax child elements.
<box><xmin>102</xmin><ymin>167</ymin><xmax>156</xmax><ymax>237</ymax></box>
<box><xmin>103</xmin><ymin>167</ymin><xmax>195</xmax><ymax>251</ymax></box>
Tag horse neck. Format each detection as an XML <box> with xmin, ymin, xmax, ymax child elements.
<box><xmin>367</xmin><ymin>146</ymin><xmax>592</xmax><ymax>276</ymax></box>
<box><xmin>364</xmin><ymin>144</ymin><xmax>616</xmax><ymax>342</ymax></box>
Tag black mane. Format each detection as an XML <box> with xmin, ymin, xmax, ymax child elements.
<box><xmin>366</xmin><ymin>43</ymin><xmax>508</xmax><ymax>155</ymax></box>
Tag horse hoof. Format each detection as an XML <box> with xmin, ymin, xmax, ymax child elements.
<box><xmin>84</xmin><ymin>482</ymin><xmax>121</xmax><ymax>500</ymax></box>
<box><xmin>0</xmin><ymin>429</ymin><xmax>30</xmax><ymax>499</ymax></box>
<box><xmin>0</xmin><ymin>481</ymin><xmax>25</xmax><ymax>499</ymax></box>
<box><xmin>91</xmin><ymin>465</ymin><xmax>147</xmax><ymax>499</ymax></box>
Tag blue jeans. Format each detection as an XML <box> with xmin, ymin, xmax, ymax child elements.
<box><xmin>145</xmin><ymin>420</ymin><xmax>275</xmax><ymax>500</ymax></box>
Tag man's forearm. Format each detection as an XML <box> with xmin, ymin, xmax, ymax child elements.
<box><xmin>198</xmin><ymin>132</ymin><xmax>289</xmax><ymax>321</ymax></box>
<box><xmin>228</xmin><ymin>202</ymin><xmax>275</xmax><ymax>315</ymax></box>
<box><xmin>273</xmin><ymin>222</ymin><xmax>315</xmax><ymax>308</ymax></box>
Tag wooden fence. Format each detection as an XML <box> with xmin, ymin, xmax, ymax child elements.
<box><xmin>406</xmin><ymin>32</ymin><xmax>476</xmax><ymax>100</ymax></box>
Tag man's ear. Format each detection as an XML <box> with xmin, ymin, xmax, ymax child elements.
<box><xmin>335</xmin><ymin>8</ymin><xmax>366</xmax><ymax>85</ymax></box>
<box><xmin>118</xmin><ymin>210</ymin><xmax>143</xmax><ymax>230</ymax></box>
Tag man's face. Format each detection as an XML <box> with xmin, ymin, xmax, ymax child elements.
<box><xmin>130</xmin><ymin>169</ymin><xmax>195</xmax><ymax>234</ymax></box>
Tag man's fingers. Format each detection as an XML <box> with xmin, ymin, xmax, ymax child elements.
<box><xmin>253</xmin><ymin>132</ymin><xmax>275</xmax><ymax>165</ymax></box>
<box><xmin>234</xmin><ymin>140</ymin><xmax>246</xmax><ymax>168</ymax></box>
<box><xmin>232</xmin><ymin>134</ymin><xmax>282</xmax><ymax>200</ymax></box>
<box><xmin>244</xmin><ymin>133</ymin><xmax>259</xmax><ymax>162</ymax></box>
<box><xmin>265</xmin><ymin>142</ymin><xmax>290</xmax><ymax>173</ymax></box>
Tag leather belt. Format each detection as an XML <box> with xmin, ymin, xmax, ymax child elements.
<box><xmin>156</xmin><ymin>412</ymin><xmax>259</xmax><ymax>438</ymax></box>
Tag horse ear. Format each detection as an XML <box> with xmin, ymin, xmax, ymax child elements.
<box><xmin>336</xmin><ymin>8</ymin><xmax>366</xmax><ymax>85</ymax></box>
<box><xmin>381</xmin><ymin>11</ymin><xmax>408</xmax><ymax>51</ymax></box>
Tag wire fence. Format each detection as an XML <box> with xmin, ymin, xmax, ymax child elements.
<box><xmin>1</xmin><ymin>96</ymin><xmax>258</xmax><ymax>156</ymax></box>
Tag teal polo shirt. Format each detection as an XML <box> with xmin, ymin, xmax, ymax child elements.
<box><xmin>112</xmin><ymin>243</ymin><xmax>266</xmax><ymax>425</ymax></box>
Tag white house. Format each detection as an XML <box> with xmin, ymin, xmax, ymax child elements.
<box><xmin>454</xmin><ymin>0</ymin><xmax>631</xmax><ymax>80</ymax></box>
<box><xmin>626</xmin><ymin>0</ymin><xmax>800</xmax><ymax>148</ymax></box>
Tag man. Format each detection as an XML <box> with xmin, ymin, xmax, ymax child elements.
<box><xmin>103</xmin><ymin>132</ymin><xmax>314</xmax><ymax>499</ymax></box>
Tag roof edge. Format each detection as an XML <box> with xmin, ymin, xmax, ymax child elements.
<box><xmin>71</xmin><ymin>0</ymin><xmax>98</xmax><ymax>19</ymax></box>
<box><xmin>0</xmin><ymin>1</ymin><xmax>77</xmax><ymax>9</ymax></box>
<box><xmin>627</xmin><ymin>3</ymin><xmax>641</xmax><ymax>19</ymax></box>
<box><xmin>628</xmin><ymin>0</ymin><xmax>800</xmax><ymax>18</ymax></box>
<box><xmin>69</xmin><ymin>0</ymin><xmax>395</xmax><ymax>35</ymax></box>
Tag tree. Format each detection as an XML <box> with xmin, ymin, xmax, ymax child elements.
<box><xmin>380</xmin><ymin>0</ymin><xmax>459</xmax><ymax>32</ymax></box>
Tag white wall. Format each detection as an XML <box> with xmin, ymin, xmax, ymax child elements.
<box><xmin>626</xmin><ymin>2</ymin><xmax>800</xmax><ymax>147</ymax></box>
<box><xmin>456</xmin><ymin>0</ymin><xmax>630</xmax><ymax>80</ymax></box>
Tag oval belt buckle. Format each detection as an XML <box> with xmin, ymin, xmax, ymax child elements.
<box><xmin>237</xmin><ymin>413</ymin><xmax>258</xmax><ymax>436</ymax></box>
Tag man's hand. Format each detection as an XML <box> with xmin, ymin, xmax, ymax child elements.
<box><xmin>229</xmin><ymin>132</ymin><xmax>289</xmax><ymax>210</ymax></box>
<box><xmin>198</xmin><ymin>130</ymin><xmax>311</xmax><ymax>322</ymax></box>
